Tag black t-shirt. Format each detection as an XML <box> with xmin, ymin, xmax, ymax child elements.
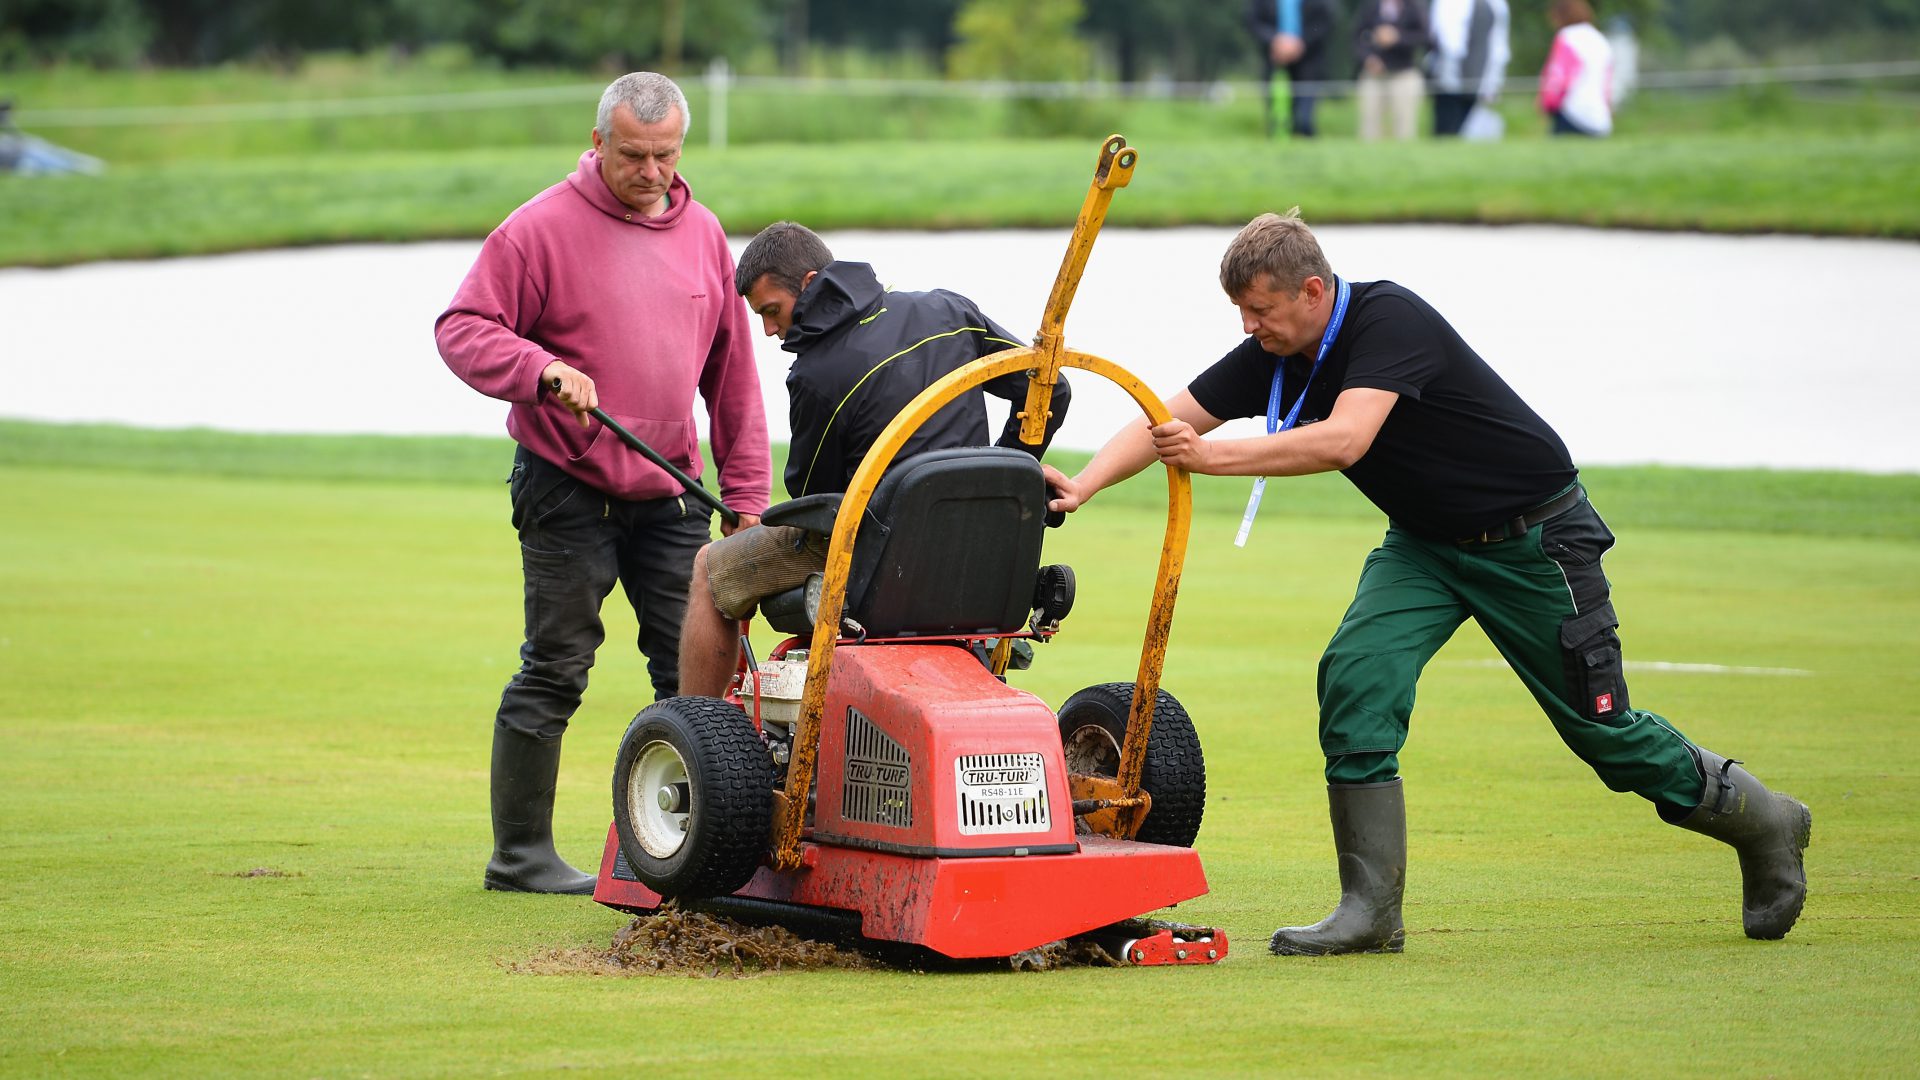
<box><xmin>1188</xmin><ymin>279</ymin><xmax>1576</xmax><ymax>540</ymax></box>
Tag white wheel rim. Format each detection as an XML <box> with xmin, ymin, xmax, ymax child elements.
<box><xmin>627</xmin><ymin>739</ymin><xmax>691</xmax><ymax>858</ymax></box>
<box><xmin>1063</xmin><ymin>723</ymin><xmax>1122</xmax><ymax>776</ymax></box>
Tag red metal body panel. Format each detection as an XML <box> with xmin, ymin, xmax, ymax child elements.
<box><xmin>814</xmin><ymin>645</ymin><xmax>1077</xmax><ymax>854</ymax></box>
<box><xmin>594</xmin><ymin>824</ymin><xmax>1211</xmax><ymax>959</ymax></box>
<box><xmin>595</xmin><ymin>642</ymin><xmax>1218</xmax><ymax>960</ymax></box>
<box><xmin>594</xmin><ymin>826</ymin><xmax>668</xmax><ymax>912</ymax></box>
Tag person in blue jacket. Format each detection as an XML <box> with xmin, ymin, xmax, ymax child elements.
<box><xmin>1248</xmin><ymin>0</ymin><xmax>1338</xmax><ymax>137</ymax></box>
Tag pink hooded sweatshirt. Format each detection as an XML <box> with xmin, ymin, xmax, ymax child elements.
<box><xmin>435</xmin><ymin>150</ymin><xmax>770</xmax><ymax>514</ymax></box>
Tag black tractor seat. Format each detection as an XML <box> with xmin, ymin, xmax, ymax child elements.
<box><xmin>758</xmin><ymin>448</ymin><xmax>1058</xmax><ymax>640</ymax></box>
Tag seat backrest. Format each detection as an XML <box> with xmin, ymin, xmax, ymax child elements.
<box><xmin>843</xmin><ymin>448</ymin><xmax>1046</xmax><ymax>638</ymax></box>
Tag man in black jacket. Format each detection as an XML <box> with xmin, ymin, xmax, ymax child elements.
<box><xmin>677</xmin><ymin>222</ymin><xmax>1071</xmax><ymax>696</ymax></box>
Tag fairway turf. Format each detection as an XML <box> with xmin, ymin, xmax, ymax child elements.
<box><xmin>5</xmin><ymin>130</ymin><xmax>1919</xmax><ymax>268</ymax></box>
<box><xmin>1</xmin><ymin>427</ymin><xmax>1916</xmax><ymax>1076</ymax></box>
<box><xmin>7</xmin><ymin>59</ymin><xmax>1916</xmax><ymax>267</ymax></box>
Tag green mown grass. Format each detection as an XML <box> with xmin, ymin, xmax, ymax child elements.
<box><xmin>6</xmin><ymin>419</ymin><xmax>1917</xmax><ymax>540</ymax></box>
<box><xmin>8</xmin><ymin>57</ymin><xmax>1917</xmax><ymax>162</ymax></box>
<box><xmin>6</xmin><ymin>57</ymin><xmax>1916</xmax><ymax>267</ymax></box>
<box><xmin>15</xmin><ymin>55</ymin><xmax>1920</xmax><ymax>161</ymax></box>
<box><xmin>1</xmin><ymin>423</ymin><xmax>1916</xmax><ymax>1076</ymax></box>
<box><xmin>6</xmin><ymin>130</ymin><xmax>1920</xmax><ymax>267</ymax></box>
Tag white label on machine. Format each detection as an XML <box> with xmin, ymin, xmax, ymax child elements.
<box><xmin>954</xmin><ymin>752</ymin><xmax>1051</xmax><ymax>836</ymax></box>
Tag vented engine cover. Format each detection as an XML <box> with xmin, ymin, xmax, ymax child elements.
<box><xmin>813</xmin><ymin>645</ymin><xmax>1078</xmax><ymax>857</ymax></box>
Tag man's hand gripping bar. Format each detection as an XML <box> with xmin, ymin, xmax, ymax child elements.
<box><xmin>551</xmin><ymin>376</ymin><xmax>740</xmax><ymax>528</ymax></box>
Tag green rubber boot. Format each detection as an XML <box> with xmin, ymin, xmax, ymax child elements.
<box><xmin>1666</xmin><ymin>749</ymin><xmax>1811</xmax><ymax>939</ymax></box>
<box><xmin>1270</xmin><ymin>779</ymin><xmax>1407</xmax><ymax>955</ymax></box>
<box><xmin>484</xmin><ymin>726</ymin><xmax>596</xmax><ymax>895</ymax></box>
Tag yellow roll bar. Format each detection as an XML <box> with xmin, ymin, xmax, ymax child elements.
<box><xmin>769</xmin><ymin>136</ymin><xmax>1189</xmax><ymax>868</ymax></box>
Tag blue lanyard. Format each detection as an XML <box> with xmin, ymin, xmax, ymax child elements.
<box><xmin>1266</xmin><ymin>275</ymin><xmax>1349</xmax><ymax>435</ymax></box>
<box><xmin>1236</xmin><ymin>276</ymin><xmax>1351</xmax><ymax>547</ymax></box>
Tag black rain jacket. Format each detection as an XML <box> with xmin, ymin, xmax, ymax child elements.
<box><xmin>781</xmin><ymin>261</ymin><xmax>1070</xmax><ymax>499</ymax></box>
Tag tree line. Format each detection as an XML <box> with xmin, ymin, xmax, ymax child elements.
<box><xmin>3</xmin><ymin>0</ymin><xmax>1914</xmax><ymax>75</ymax></box>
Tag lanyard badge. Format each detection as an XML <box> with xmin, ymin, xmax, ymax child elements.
<box><xmin>1234</xmin><ymin>276</ymin><xmax>1351</xmax><ymax>547</ymax></box>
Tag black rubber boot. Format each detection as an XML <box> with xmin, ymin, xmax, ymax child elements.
<box><xmin>484</xmin><ymin>726</ymin><xmax>596</xmax><ymax>895</ymax></box>
<box><xmin>1270</xmin><ymin>778</ymin><xmax>1407</xmax><ymax>955</ymax></box>
<box><xmin>1665</xmin><ymin>748</ymin><xmax>1811</xmax><ymax>939</ymax></box>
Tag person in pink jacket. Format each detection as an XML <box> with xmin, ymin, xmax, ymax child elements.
<box><xmin>435</xmin><ymin>71</ymin><xmax>771</xmax><ymax>895</ymax></box>
<box><xmin>1539</xmin><ymin>0</ymin><xmax>1614</xmax><ymax>136</ymax></box>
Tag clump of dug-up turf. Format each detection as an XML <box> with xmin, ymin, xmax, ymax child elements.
<box><xmin>512</xmin><ymin>902</ymin><xmax>1146</xmax><ymax>977</ymax></box>
<box><xmin>1007</xmin><ymin>939</ymin><xmax>1125</xmax><ymax>971</ymax></box>
<box><xmin>510</xmin><ymin>902</ymin><xmax>878</xmax><ymax>979</ymax></box>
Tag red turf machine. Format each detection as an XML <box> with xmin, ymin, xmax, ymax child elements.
<box><xmin>594</xmin><ymin>136</ymin><xmax>1225</xmax><ymax>965</ymax></box>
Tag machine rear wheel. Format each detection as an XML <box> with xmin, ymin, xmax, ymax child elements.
<box><xmin>1057</xmin><ymin>683</ymin><xmax>1205</xmax><ymax>847</ymax></box>
<box><xmin>612</xmin><ymin>696</ymin><xmax>776</xmax><ymax>898</ymax></box>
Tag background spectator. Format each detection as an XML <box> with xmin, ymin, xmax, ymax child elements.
<box><xmin>1606</xmin><ymin>14</ymin><xmax>1640</xmax><ymax>109</ymax></box>
<box><xmin>1540</xmin><ymin>0</ymin><xmax>1615</xmax><ymax>136</ymax></box>
<box><xmin>1353</xmin><ymin>0</ymin><xmax>1429</xmax><ymax>141</ymax></box>
<box><xmin>1426</xmin><ymin>0</ymin><xmax>1510</xmax><ymax>137</ymax></box>
<box><xmin>1247</xmin><ymin>0</ymin><xmax>1339</xmax><ymax>138</ymax></box>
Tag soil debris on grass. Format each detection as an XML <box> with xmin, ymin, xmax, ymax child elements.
<box><xmin>510</xmin><ymin>902</ymin><xmax>1166</xmax><ymax>977</ymax></box>
<box><xmin>509</xmin><ymin>902</ymin><xmax>879</xmax><ymax>978</ymax></box>
<box><xmin>230</xmin><ymin>867</ymin><xmax>301</xmax><ymax>878</ymax></box>
<box><xmin>1008</xmin><ymin>939</ymin><xmax>1126</xmax><ymax>972</ymax></box>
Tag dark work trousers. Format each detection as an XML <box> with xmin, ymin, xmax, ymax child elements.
<box><xmin>1264</xmin><ymin>65</ymin><xmax>1322</xmax><ymax>138</ymax></box>
<box><xmin>1289</xmin><ymin>82</ymin><xmax>1321</xmax><ymax>137</ymax></box>
<box><xmin>495</xmin><ymin>445</ymin><xmax>711</xmax><ymax>741</ymax></box>
<box><xmin>1316</xmin><ymin>491</ymin><xmax>1705</xmax><ymax>813</ymax></box>
<box><xmin>1551</xmin><ymin>110</ymin><xmax>1602</xmax><ymax>137</ymax></box>
<box><xmin>1432</xmin><ymin>91</ymin><xmax>1475</xmax><ymax>136</ymax></box>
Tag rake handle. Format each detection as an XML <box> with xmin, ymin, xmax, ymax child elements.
<box><xmin>551</xmin><ymin>377</ymin><xmax>740</xmax><ymax>527</ymax></box>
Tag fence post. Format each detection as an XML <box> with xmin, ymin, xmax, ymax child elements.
<box><xmin>707</xmin><ymin>57</ymin><xmax>730</xmax><ymax>151</ymax></box>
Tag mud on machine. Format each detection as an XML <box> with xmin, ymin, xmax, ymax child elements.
<box><xmin>594</xmin><ymin>135</ymin><xmax>1227</xmax><ymax>965</ymax></box>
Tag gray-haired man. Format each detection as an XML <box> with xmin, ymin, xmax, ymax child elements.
<box><xmin>437</xmin><ymin>72</ymin><xmax>769</xmax><ymax>894</ymax></box>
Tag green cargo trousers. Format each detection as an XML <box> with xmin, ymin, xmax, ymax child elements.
<box><xmin>1317</xmin><ymin>493</ymin><xmax>1705</xmax><ymax>812</ymax></box>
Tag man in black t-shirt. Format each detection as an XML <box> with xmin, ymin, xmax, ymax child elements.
<box><xmin>1045</xmin><ymin>210</ymin><xmax>1811</xmax><ymax>954</ymax></box>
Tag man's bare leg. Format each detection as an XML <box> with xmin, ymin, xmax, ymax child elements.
<box><xmin>677</xmin><ymin>545</ymin><xmax>740</xmax><ymax>698</ymax></box>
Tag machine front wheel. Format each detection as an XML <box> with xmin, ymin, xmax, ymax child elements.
<box><xmin>612</xmin><ymin>696</ymin><xmax>776</xmax><ymax>898</ymax></box>
<box><xmin>1057</xmin><ymin>683</ymin><xmax>1206</xmax><ymax>847</ymax></box>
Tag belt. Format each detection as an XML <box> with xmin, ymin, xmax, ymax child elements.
<box><xmin>1456</xmin><ymin>485</ymin><xmax>1585</xmax><ymax>545</ymax></box>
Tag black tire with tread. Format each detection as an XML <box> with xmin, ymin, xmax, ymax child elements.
<box><xmin>1057</xmin><ymin>682</ymin><xmax>1206</xmax><ymax>847</ymax></box>
<box><xmin>612</xmin><ymin>696</ymin><xmax>776</xmax><ymax>899</ymax></box>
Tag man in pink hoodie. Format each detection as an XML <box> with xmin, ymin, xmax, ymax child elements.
<box><xmin>436</xmin><ymin>71</ymin><xmax>770</xmax><ymax>895</ymax></box>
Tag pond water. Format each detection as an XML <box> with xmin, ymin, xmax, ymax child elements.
<box><xmin>3</xmin><ymin>226</ymin><xmax>1915</xmax><ymax>473</ymax></box>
